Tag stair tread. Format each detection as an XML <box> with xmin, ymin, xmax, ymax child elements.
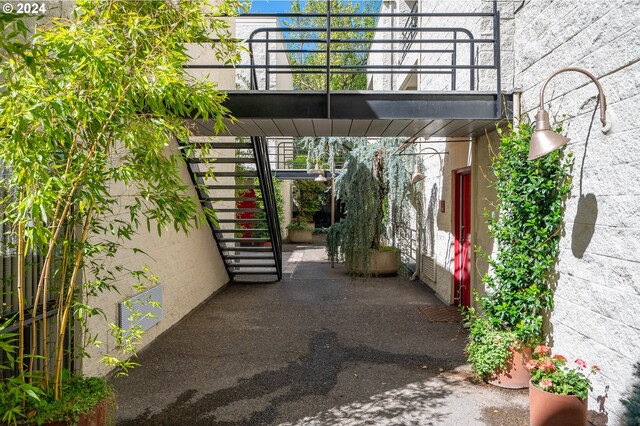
<box><xmin>187</xmin><ymin>158</ymin><xmax>254</xmax><ymax>163</ymax></box>
<box><xmin>220</xmin><ymin>246</ymin><xmax>273</xmax><ymax>252</ymax></box>
<box><xmin>229</xmin><ymin>263</ymin><xmax>277</xmax><ymax>268</ymax></box>
<box><xmin>193</xmin><ymin>171</ymin><xmax>258</xmax><ymax>178</ymax></box>
<box><xmin>219</xmin><ymin>237</ymin><xmax>271</xmax><ymax>242</ymax></box>
<box><xmin>212</xmin><ymin>208</ymin><xmax>264</xmax><ymax>213</ymax></box>
<box><xmin>232</xmin><ymin>269</ymin><xmax>278</xmax><ymax>275</ymax></box>
<box><xmin>218</xmin><ymin>218</ymin><xmax>267</xmax><ymax>223</ymax></box>
<box><xmin>204</xmin><ymin>197</ymin><xmax>260</xmax><ymax>202</ymax></box>
<box><xmin>224</xmin><ymin>254</ymin><xmax>275</xmax><ymax>259</ymax></box>
<box><xmin>216</xmin><ymin>228</ymin><xmax>269</xmax><ymax>233</ymax></box>
<box><xmin>202</xmin><ymin>185</ymin><xmax>258</xmax><ymax>189</ymax></box>
<box><xmin>186</xmin><ymin>142</ymin><xmax>253</xmax><ymax>149</ymax></box>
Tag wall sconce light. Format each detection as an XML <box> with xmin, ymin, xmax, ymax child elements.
<box><xmin>394</xmin><ymin>147</ymin><xmax>448</xmax><ymax>185</ymax></box>
<box><xmin>411</xmin><ymin>164</ymin><xmax>425</xmax><ymax>184</ymax></box>
<box><xmin>528</xmin><ymin>67</ymin><xmax>609</xmax><ymax>160</ymax></box>
<box><xmin>314</xmin><ymin>173</ymin><xmax>327</xmax><ymax>183</ymax></box>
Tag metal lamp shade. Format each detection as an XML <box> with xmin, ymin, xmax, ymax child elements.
<box><xmin>314</xmin><ymin>174</ymin><xmax>327</xmax><ymax>183</ymax></box>
<box><xmin>528</xmin><ymin>109</ymin><xmax>571</xmax><ymax>160</ymax></box>
<box><xmin>310</xmin><ymin>162</ymin><xmax>322</xmax><ymax>174</ymax></box>
<box><xmin>411</xmin><ymin>164</ymin><xmax>425</xmax><ymax>184</ymax></box>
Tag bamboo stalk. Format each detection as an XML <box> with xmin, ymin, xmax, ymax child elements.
<box><xmin>54</xmin><ymin>205</ymin><xmax>93</xmax><ymax>400</ymax></box>
<box><xmin>16</xmin><ymin>213</ymin><xmax>25</xmax><ymax>378</ymax></box>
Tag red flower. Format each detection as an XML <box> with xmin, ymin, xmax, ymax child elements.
<box><xmin>575</xmin><ymin>359</ymin><xmax>587</xmax><ymax>369</ymax></box>
<box><xmin>552</xmin><ymin>354</ymin><xmax>567</xmax><ymax>362</ymax></box>
<box><xmin>534</xmin><ymin>345</ymin><xmax>551</xmax><ymax>356</ymax></box>
<box><xmin>591</xmin><ymin>364</ymin><xmax>601</xmax><ymax>372</ymax></box>
<box><xmin>540</xmin><ymin>379</ymin><xmax>553</xmax><ymax>389</ymax></box>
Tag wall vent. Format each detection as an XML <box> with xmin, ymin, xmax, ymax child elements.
<box><xmin>118</xmin><ymin>284</ymin><xmax>163</xmax><ymax>336</ymax></box>
<box><xmin>421</xmin><ymin>254</ymin><xmax>437</xmax><ymax>282</ymax></box>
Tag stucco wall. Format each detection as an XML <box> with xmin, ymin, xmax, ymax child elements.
<box><xmin>83</xmin><ymin>139</ymin><xmax>230</xmax><ymax>377</ymax></box>
<box><xmin>514</xmin><ymin>0</ymin><xmax>640</xmax><ymax>422</ymax></box>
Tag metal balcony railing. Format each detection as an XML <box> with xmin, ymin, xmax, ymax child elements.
<box><xmin>191</xmin><ymin>1</ymin><xmax>502</xmax><ymax>118</ymax></box>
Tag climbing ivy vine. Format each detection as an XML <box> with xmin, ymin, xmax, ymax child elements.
<box><xmin>467</xmin><ymin>121</ymin><xmax>572</xmax><ymax>378</ymax></box>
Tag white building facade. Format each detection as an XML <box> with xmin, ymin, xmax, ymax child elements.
<box><xmin>368</xmin><ymin>0</ymin><xmax>640</xmax><ymax>423</ymax></box>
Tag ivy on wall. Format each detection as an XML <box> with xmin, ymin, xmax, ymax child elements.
<box><xmin>480</xmin><ymin>122</ymin><xmax>572</xmax><ymax>341</ymax></box>
<box><xmin>467</xmin><ymin>121</ymin><xmax>572</xmax><ymax>378</ymax></box>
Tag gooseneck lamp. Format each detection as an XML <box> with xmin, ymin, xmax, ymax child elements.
<box><xmin>528</xmin><ymin>67</ymin><xmax>608</xmax><ymax>160</ymax></box>
<box><xmin>411</xmin><ymin>164</ymin><xmax>425</xmax><ymax>184</ymax></box>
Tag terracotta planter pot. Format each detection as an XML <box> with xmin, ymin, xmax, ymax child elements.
<box><xmin>488</xmin><ymin>346</ymin><xmax>532</xmax><ymax>389</ymax></box>
<box><xmin>348</xmin><ymin>248</ymin><xmax>399</xmax><ymax>276</ymax></box>
<box><xmin>288</xmin><ymin>228</ymin><xmax>313</xmax><ymax>243</ymax></box>
<box><xmin>529</xmin><ymin>380</ymin><xmax>588</xmax><ymax>426</ymax></box>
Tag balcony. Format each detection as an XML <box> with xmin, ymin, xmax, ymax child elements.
<box><xmin>186</xmin><ymin>1</ymin><xmax>511</xmax><ymax>139</ymax></box>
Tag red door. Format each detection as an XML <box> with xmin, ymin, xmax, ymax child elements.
<box><xmin>454</xmin><ymin>172</ymin><xmax>471</xmax><ymax>308</ymax></box>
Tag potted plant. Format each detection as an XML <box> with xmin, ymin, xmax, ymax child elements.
<box><xmin>527</xmin><ymin>345</ymin><xmax>600</xmax><ymax>426</ymax></box>
<box><xmin>286</xmin><ymin>220</ymin><xmax>314</xmax><ymax>243</ymax></box>
<box><xmin>0</xmin><ymin>1</ymin><xmax>240</xmax><ymax>424</ymax></box>
<box><xmin>466</xmin><ymin>122</ymin><xmax>572</xmax><ymax>388</ymax></box>
<box><xmin>325</xmin><ymin>138</ymin><xmax>415</xmax><ymax>276</ymax></box>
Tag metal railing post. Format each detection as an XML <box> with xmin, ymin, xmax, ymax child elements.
<box><xmin>326</xmin><ymin>0</ymin><xmax>331</xmax><ymax>118</ymax></box>
<box><xmin>493</xmin><ymin>6</ymin><xmax>501</xmax><ymax>118</ymax></box>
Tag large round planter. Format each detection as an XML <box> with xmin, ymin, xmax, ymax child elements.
<box><xmin>348</xmin><ymin>248</ymin><xmax>399</xmax><ymax>276</ymax></box>
<box><xmin>488</xmin><ymin>346</ymin><xmax>532</xmax><ymax>389</ymax></box>
<box><xmin>529</xmin><ymin>380</ymin><xmax>588</xmax><ymax>426</ymax></box>
<box><xmin>288</xmin><ymin>228</ymin><xmax>313</xmax><ymax>243</ymax></box>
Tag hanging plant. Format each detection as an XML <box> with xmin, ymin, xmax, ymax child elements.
<box><xmin>466</xmin><ymin>121</ymin><xmax>572</xmax><ymax>379</ymax></box>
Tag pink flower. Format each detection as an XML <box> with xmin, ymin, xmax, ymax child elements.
<box><xmin>541</xmin><ymin>358</ymin><xmax>555</xmax><ymax>372</ymax></box>
<box><xmin>552</xmin><ymin>354</ymin><xmax>567</xmax><ymax>362</ymax></box>
<box><xmin>575</xmin><ymin>359</ymin><xmax>587</xmax><ymax>369</ymax></box>
<box><xmin>534</xmin><ymin>345</ymin><xmax>551</xmax><ymax>356</ymax></box>
<box><xmin>525</xmin><ymin>360</ymin><xmax>538</xmax><ymax>371</ymax></box>
<box><xmin>539</xmin><ymin>379</ymin><xmax>553</xmax><ymax>389</ymax></box>
<box><xmin>591</xmin><ymin>364</ymin><xmax>601</xmax><ymax>372</ymax></box>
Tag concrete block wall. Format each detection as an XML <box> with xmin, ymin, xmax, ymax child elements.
<box><xmin>415</xmin><ymin>0</ymin><xmax>514</xmax><ymax>93</ymax></box>
<box><xmin>514</xmin><ymin>0</ymin><xmax>640</xmax><ymax>422</ymax></box>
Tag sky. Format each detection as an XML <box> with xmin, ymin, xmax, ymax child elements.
<box><xmin>249</xmin><ymin>0</ymin><xmax>381</xmax><ymax>14</ymax></box>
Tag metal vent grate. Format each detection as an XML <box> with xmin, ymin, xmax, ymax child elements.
<box><xmin>118</xmin><ymin>284</ymin><xmax>163</xmax><ymax>336</ymax></box>
<box><xmin>421</xmin><ymin>254</ymin><xmax>436</xmax><ymax>282</ymax></box>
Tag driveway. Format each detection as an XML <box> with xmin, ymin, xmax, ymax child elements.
<box><xmin>111</xmin><ymin>245</ymin><xmax>528</xmax><ymax>425</ymax></box>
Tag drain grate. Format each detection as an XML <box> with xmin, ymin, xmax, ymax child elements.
<box><xmin>418</xmin><ymin>305</ymin><xmax>463</xmax><ymax>323</ymax></box>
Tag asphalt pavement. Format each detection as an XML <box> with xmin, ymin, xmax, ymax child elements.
<box><xmin>111</xmin><ymin>244</ymin><xmax>528</xmax><ymax>425</ymax></box>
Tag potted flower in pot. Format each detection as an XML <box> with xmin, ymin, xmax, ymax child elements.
<box><xmin>527</xmin><ymin>345</ymin><xmax>600</xmax><ymax>426</ymax></box>
<box><xmin>466</xmin><ymin>122</ymin><xmax>572</xmax><ymax>388</ymax></box>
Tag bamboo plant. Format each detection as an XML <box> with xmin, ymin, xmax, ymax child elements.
<box><xmin>0</xmin><ymin>1</ymin><xmax>241</xmax><ymax>423</ymax></box>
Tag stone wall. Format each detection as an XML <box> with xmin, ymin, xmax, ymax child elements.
<box><xmin>514</xmin><ymin>0</ymin><xmax>640</xmax><ymax>422</ymax></box>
